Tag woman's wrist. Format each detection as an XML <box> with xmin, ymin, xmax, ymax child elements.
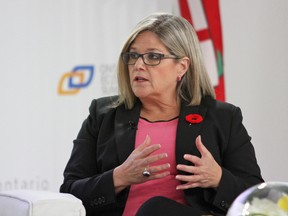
<box><xmin>213</xmin><ymin>165</ymin><xmax>222</xmax><ymax>188</ymax></box>
<box><xmin>113</xmin><ymin>166</ymin><xmax>128</xmax><ymax>194</ymax></box>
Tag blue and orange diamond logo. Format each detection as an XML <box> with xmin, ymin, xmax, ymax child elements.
<box><xmin>58</xmin><ymin>65</ymin><xmax>94</xmax><ymax>95</ymax></box>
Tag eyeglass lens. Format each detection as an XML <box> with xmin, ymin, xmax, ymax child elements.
<box><xmin>122</xmin><ymin>53</ymin><xmax>162</xmax><ymax>66</ymax></box>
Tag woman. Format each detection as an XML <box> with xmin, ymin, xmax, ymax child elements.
<box><xmin>60</xmin><ymin>13</ymin><xmax>263</xmax><ymax>216</ymax></box>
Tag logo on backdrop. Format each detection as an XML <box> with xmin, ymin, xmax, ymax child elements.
<box><xmin>58</xmin><ymin>65</ymin><xmax>94</xmax><ymax>95</ymax></box>
<box><xmin>58</xmin><ymin>64</ymin><xmax>118</xmax><ymax>96</ymax></box>
<box><xmin>0</xmin><ymin>177</ymin><xmax>49</xmax><ymax>192</ymax></box>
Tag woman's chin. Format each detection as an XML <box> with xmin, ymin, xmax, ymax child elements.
<box><xmin>132</xmin><ymin>90</ymin><xmax>151</xmax><ymax>99</ymax></box>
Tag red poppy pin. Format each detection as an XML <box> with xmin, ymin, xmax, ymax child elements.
<box><xmin>185</xmin><ymin>114</ymin><xmax>203</xmax><ymax>124</ymax></box>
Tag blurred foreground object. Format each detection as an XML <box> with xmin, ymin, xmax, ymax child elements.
<box><xmin>0</xmin><ymin>190</ymin><xmax>86</xmax><ymax>216</ymax></box>
<box><xmin>227</xmin><ymin>182</ymin><xmax>288</xmax><ymax>216</ymax></box>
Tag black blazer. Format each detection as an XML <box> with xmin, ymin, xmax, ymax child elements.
<box><xmin>60</xmin><ymin>96</ymin><xmax>263</xmax><ymax>216</ymax></box>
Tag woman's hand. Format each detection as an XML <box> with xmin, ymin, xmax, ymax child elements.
<box><xmin>113</xmin><ymin>135</ymin><xmax>170</xmax><ymax>194</ymax></box>
<box><xmin>175</xmin><ymin>135</ymin><xmax>222</xmax><ymax>190</ymax></box>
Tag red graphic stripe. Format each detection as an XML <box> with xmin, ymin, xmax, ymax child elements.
<box><xmin>178</xmin><ymin>0</ymin><xmax>193</xmax><ymax>25</ymax></box>
<box><xmin>197</xmin><ymin>29</ymin><xmax>210</xmax><ymax>41</ymax></box>
<box><xmin>214</xmin><ymin>75</ymin><xmax>225</xmax><ymax>101</ymax></box>
<box><xmin>202</xmin><ymin>0</ymin><xmax>223</xmax><ymax>53</ymax></box>
<box><xmin>179</xmin><ymin>0</ymin><xmax>209</xmax><ymax>41</ymax></box>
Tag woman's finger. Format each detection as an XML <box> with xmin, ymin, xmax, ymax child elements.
<box><xmin>195</xmin><ymin>135</ymin><xmax>209</xmax><ymax>157</ymax></box>
<box><xmin>136</xmin><ymin>135</ymin><xmax>151</xmax><ymax>151</ymax></box>
<box><xmin>176</xmin><ymin>164</ymin><xmax>199</xmax><ymax>174</ymax></box>
<box><xmin>141</xmin><ymin>153</ymin><xmax>168</xmax><ymax>166</ymax></box>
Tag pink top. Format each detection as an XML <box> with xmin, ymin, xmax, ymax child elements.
<box><xmin>122</xmin><ymin>117</ymin><xmax>187</xmax><ymax>216</ymax></box>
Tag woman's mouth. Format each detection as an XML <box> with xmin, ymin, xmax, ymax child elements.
<box><xmin>134</xmin><ymin>76</ymin><xmax>148</xmax><ymax>81</ymax></box>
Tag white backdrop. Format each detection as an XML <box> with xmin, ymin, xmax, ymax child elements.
<box><xmin>0</xmin><ymin>0</ymin><xmax>287</xmax><ymax>192</ymax></box>
<box><xmin>222</xmin><ymin>0</ymin><xmax>288</xmax><ymax>182</ymax></box>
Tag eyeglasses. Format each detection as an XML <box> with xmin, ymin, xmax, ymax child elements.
<box><xmin>121</xmin><ymin>52</ymin><xmax>180</xmax><ymax>66</ymax></box>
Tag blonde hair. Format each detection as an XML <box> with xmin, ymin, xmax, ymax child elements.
<box><xmin>116</xmin><ymin>12</ymin><xmax>215</xmax><ymax>109</ymax></box>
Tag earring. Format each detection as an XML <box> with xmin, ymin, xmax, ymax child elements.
<box><xmin>177</xmin><ymin>75</ymin><xmax>182</xmax><ymax>82</ymax></box>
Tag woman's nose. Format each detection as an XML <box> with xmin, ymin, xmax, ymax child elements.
<box><xmin>134</xmin><ymin>56</ymin><xmax>145</xmax><ymax>69</ymax></box>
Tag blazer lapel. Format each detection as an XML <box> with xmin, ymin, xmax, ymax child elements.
<box><xmin>176</xmin><ymin>100</ymin><xmax>208</xmax><ymax>167</ymax></box>
<box><xmin>115</xmin><ymin>101</ymin><xmax>141</xmax><ymax>164</ymax></box>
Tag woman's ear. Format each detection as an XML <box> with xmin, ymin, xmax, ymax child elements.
<box><xmin>178</xmin><ymin>57</ymin><xmax>190</xmax><ymax>76</ymax></box>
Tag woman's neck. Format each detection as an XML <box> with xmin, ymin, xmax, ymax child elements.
<box><xmin>140</xmin><ymin>98</ymin><xmax>180</xmax><ymax>122</ymax></box>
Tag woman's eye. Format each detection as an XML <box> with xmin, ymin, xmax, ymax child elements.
<box><xmin>147</xmin><ymin>53</ymin><xmax>160</xmax><ymax>60</ymax></box>
<box><xmin>130</xmin><ymin>53</ymin><xmax>139</xmax><ymax>59</ymax></box>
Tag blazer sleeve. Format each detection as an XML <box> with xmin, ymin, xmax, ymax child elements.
<box><xmin>206</xmin><ymin>106</ymin><xmax>264</xmax><ymax>212</ymax></box>
<box><xmin>60</xmin><ymin>99</ymin><xmax>126</xmax><ymax>214</ymax></box>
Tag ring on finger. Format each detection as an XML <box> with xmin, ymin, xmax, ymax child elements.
<box><xmin>142</xmin><ymin>167</ymin><xmax>151</xmax><ymax>177</ymax></box>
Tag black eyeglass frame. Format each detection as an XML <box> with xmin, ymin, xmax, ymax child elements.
<box><xmin>121</xmin><ymin>52</ymin><xmax>180</xmax><ymax>66</ymax></box>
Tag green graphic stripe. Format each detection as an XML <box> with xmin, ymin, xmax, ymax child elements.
<box><xmin>217</xmin><ymin>51</ymin><xmax>223</xmax><ymax>77</ymax></box>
